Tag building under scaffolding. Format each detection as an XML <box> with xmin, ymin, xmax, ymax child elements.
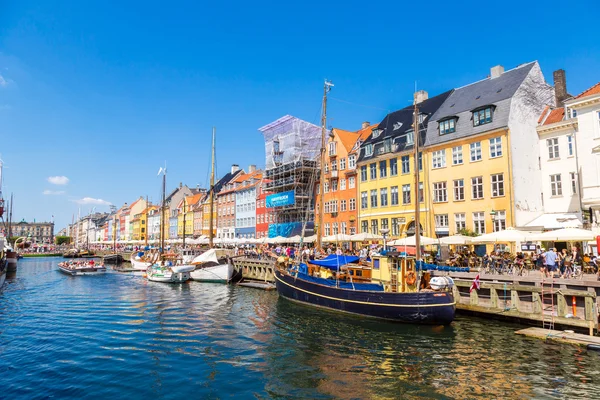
<box><xmin>259</xmin><ymin>115</ymin><xmax>322</xmax><ymax>237</ymax></box>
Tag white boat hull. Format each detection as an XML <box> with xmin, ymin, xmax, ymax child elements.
<box><xmin>130</xmin><ymin>255</ymin><xmax>153</xmax><ymax>271</ymax></box>
<box><xmin>146</xmin><ymin>266</ymin><xmax>190</xmax><ymax>283</ymax></box>
<box><xmin>58</xmin><ymin>265</ymin><xmax>107</xmax><ymax>276</ymax></box>
<box><xmin>190</xmin><ymin>263</ymin><xmax>234</xmax><ymax>283</ymax></box>
<box><xmin>0</xmin><ymin>270</ymin><xmax>6</xmax><ymax>289</ymax></box>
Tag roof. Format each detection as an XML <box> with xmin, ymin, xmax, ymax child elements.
<box><xmin>210</xmin><ymin>169</ymin><xmax>244</xmax><ymax>197</ymax></box>
<box><xmin>539</xmin><ymin>107</ymin><xmax>565</xmax><ymax>126</ymax></box>
<box><xmin>425</xmin><ymin>62</ymin><xmax>538</xmax><ymax>147</ymax></box>
<box><xmin>575</xmin><ymin>82</ymin><xmax>600</xmax><ymax>99</ymax></box>
<box><xmin>334</xmin><ymin>128</ymin><xmax>359</xmax><ymax>152</ymax></box>
<box><xmin>185</xmin><ymin>193</ymin><xmax>203</xmax><ymax>207</ymax></box>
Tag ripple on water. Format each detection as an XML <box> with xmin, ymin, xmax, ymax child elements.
<box><xmin>1</xmin><ymin>258</ymin><xmax>600</xmax><ymax>399</ymax></box>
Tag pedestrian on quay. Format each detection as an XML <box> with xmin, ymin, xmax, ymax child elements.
<box><xmin>543</xmin><ymin>248</ymin><xmax>558</xmax><ymax>278</ymax></box>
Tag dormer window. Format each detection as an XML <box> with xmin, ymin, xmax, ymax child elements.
<box><xmin>418</xmin><ymin>113</ymin><xmax>426</xmax><ymax>124</ymax></box>
<box><xmin>405</xmin><ymin>130</ymin><xmax>414</xmax><ymax>146</ymax></box>
<box><xmin>473</xmin><ymin>106</ymin><xmax>493</xmax><ymax>126</ymax></box>
<box><xmin>439</xmin><ymin>118</ymin><xmax>457</xmax><ymax>135</ymax></box>
<box><xmin>372</xmin><ymin>129</ymin><xmax>382</xmax><ymax>139</ymax></box>
<box><xmin>364</xmin><ymin>144</ymin><xmax>374</xmax><ymax>156</ymax></box>
<box><xmin>567</xmin><ymin>108</ymin><xmax>577</xmax><ymax>119</ymax></box>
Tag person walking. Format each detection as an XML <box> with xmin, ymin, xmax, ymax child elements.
<box><xmin>543</xmin><ymin>248</ymin><xmax>558</xmax><ymax>278</ymax></box>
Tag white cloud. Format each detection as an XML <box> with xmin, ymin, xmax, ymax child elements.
<box><xmin>72</xmin><ymin>197</ymin><xmax>111</xmax><ymax>205</ymax></box>
<box><xmin>47</xmin><ymin>176</ymin><xmax>69</xmax><ymax>185</ymax></box>
<box><xmin>0</xmin><ymin>74</ymin><xmax>6</xmax><ymax>87</ymax></box>
<box><xmin>43</xmin><ymin>190</ymin><xmax>65</xmax><ymax>195</ymax></box>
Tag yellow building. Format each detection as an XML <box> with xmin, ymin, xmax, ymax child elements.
<box><xmin>131</xmin><ymin>213</ymin><xmax>142</xmax><ymax>241</ymax></box>
<box><xmin>177</xmin><ymin>194</ymin><xmax>202</xmax><ymax>237</ymax></box>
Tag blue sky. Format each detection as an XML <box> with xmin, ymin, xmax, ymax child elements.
<box><xmin>0</xmin><ymin>0</ymin><xmax>599</xmax><ymax>230</ymax></box>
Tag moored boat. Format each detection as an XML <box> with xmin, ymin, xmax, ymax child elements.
<box><xmin>130</xmin><ymin>251</ymin><xmax>158</xmax><ymax>270</ymax></box>
<box><xmin>146</xmin><ymin>262</ymin><xmax>195</xmax><ymax>283</ymax></box>
<box><xmin>103</xmin><ymin>254</ymin><xmax>124</xmax><ymax>264</ymax></box>
<box><xmin>189</xmin><ymin>248</ymin><xmax>242</xmax><ymax>283</ymax></box>
<box><xmin>58</xmin><ymin>260</ymin><xmax>107</xmax><ymax>276</ymax></box>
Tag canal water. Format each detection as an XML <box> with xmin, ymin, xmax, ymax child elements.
<box><xmin>1</xmin><ymin>258</ymin><xmax>599</xmax><ymax>399</ymax></box>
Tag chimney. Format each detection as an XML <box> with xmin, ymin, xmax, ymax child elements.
<box><xmin>179</xmin><ymin>182</ymin><xmax>183</xmax><ymax>188</ymax></box>
<box><xmin>231</xmin><ymin>164</ymin><xmax>240</xmax><ymax>174</ymax></box>
<box><xmin>490</xmin><ymin>65</ymin><xmax>504</xmax><ymax>79</ymax></box>
<box><xmin>553</xmin><ymin>69</ymin><xmax>567</xmax><ymax>107</ymax></box>
<box><xmin>414</xmin><ymin>90</ymin><xmax>428</xmax><ymax>104</ymax></box>
<box><xmin>248</xmin><ymin>164</ymin><xmax>256</xmax><ymax>173</ymax></box>
<box><xmin>361</xmin><ymin>121</ymin><xmax>370</xmax><ymax>129</ymax></box>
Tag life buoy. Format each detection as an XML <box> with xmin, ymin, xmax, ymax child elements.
<box><xmin>406</xmin><ymin>271</ymin><xmax>417</xmax><ymax>286</ymax></box>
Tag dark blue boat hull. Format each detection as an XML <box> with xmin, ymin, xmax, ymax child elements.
<box><xmin>275</xmin><ymin>270</ymin><xmax>455</xmax><ymax>325</ymax></box>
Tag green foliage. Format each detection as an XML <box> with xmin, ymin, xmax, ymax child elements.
<box><xmin>458</xmin><ymin>228</ymin><xmax>479</xmax><ymax>237</ymax></box>
<box><xmin>55</xmin><ymin>236</ymin><xmax>72</xmax><ymax>245</ymax></box>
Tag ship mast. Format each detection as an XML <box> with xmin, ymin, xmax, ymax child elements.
<box><xmin>160</xmin><ymin>166</ymin><xmax>166</xmax><ymax>262</ymax></box>
<box><xmin>209</xmin><ymin>127</ymin><xmax>216</xmax><ymax>248</ymax></box>
<box><xmin>413</xmin><ymin>98</ymin><xmax>421</xmax><ymax>262</ymax></box>
<box><xmin>316</xmin><ymin>80</ymin><xmax>333</xmax><ymax>251</ymax></box>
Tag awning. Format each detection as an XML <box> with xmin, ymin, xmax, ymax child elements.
<box><xmin>523</xmin><ymin>213</ymin><xmax>582</xmax><ymax>230</ymax></box>
<box><xmin>310</xmin><ymin>254</ymin><xmax>360</xmax><ymax>271</ymax></box>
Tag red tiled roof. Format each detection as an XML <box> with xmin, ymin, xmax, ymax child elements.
<box><xmin>575</xmin><ymin>82</ymin><xmax>600</xmax><ymax>99</ymax></box>
<box><xmin>541</xmin><ymin>108</ymin><xmax>565</xmax><ymax>126</ymax></box>
<box><xmin>538</xmin><ymin>105</ymin><xmax>550</xmax><ymax>124</ymax></box>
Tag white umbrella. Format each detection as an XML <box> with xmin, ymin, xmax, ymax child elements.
<box><xmin>529</xmin><ymin>227</ymin><xmax>597</xmax><ymax>242</ymax></box>
<box><xmin>391</xmin><ymin>235</ymin><xmax>438</xmax><ymax>246</ymax></box>
<box><xmin>302</xmin><ymin>235</ymin><xmax>317</xmax><ymax>243</ymax></box>
<box><xmin>349</xmin><ymin>232</ymin><xmax>384</xmax><ymax>242</ymax></box>
<box><xmin>438</xmin><ymin>234</ymin><xmax>472</xmax><ymax>245</ymax></box>
<box><xmin>322</xmin><ymin>234</ymin><xmax>353</xmax><ymax>242</ymax></box>
<box><xmin>267</xmin><ymin>236</ymin><xmax>285</xmax><ymax>244</ymax></box>
<box><xmin>468</xmin><ymin>227</ymin><xmax>529</xmax><ymax>243</ymax></box>
<box><xmin>287</xmin><ymin>235</ymin><xmax>303</xmax><ymax>244</ymax></box>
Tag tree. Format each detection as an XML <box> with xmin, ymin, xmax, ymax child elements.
<box><xmin>458</xmin><ymin>228</ymin><xmax>479</xmax><ymax>237</ymax></box>
<box><xmin>55</xmin><ymin>236</ymin><xmax>71</xmax><ymax>245</ymax></box>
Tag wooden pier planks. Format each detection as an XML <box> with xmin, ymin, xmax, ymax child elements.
<box><xmin>516</xmin><ymin>327</ymin><xmax>600</xmax><ymax>348</ymax></box>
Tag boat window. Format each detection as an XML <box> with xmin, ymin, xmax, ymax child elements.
<box><xmin>373</xmin><ymin>259</ymin><xmax>380</xmax><ymax>269</ymax></box>
<box><xmin>355</xmin><ymin>270</ymin><xmax>363</xmax><ymax>277</ymax></box>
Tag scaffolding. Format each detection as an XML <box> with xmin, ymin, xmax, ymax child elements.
<box><xmin>259</xmin><ymin>115</ymin><xmax>322</xmax><ymax>237</ymax></box>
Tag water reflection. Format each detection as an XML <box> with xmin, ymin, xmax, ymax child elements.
<box><xmin>1</xmin><ymin>258</ymin><xmax>599</xmax><ymax>399</ymax></box>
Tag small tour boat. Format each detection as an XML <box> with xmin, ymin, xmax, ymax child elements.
<box><xmin>189</xmin><ymin>248</ymin><xmax>242</xmax><ymax>283</ymax></box>
<box><xmin>58</xmin><ymin>260</ymin><xmax>107</xmax><ymax>276</ymax></box>
<box><xmin>275</xmin><ymin>253</ymin><xmax>456</xmax><ymax>325</ymax></box>
<box><xmin>146</xmin><ymin>262</ymin><xmax>195</xmax><ymax>283</ymax></box>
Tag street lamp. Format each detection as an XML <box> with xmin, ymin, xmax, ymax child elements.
<box><xmin>380</xmin><ymin>228</ymin><xmax>390</xmax><ymax>252</ymax></box>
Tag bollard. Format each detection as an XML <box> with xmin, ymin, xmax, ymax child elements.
<box><xmin>572</xmin><ymin>296</ymin><xmax>576</xmax><ymax>317</ymax></box>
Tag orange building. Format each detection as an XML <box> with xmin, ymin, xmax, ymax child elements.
<box><xmin>317</xmin><ymin>122</ymin><xmax>377</xmax><ymax>238</ymax></box>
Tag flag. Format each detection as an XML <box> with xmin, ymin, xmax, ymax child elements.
<box><xmin>470</xmin><ymin>274</ymin><xmax>480</xmax><ymax>293</ymax></box>
<box><xmin>157</xmin><ymin>167</ymin><xmax>164</xmax><ymax>176</ymax></box>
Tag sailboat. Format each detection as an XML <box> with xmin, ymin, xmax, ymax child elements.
<box><xmin>273</xmin><ymin>81</ymin><xmax>456</xmax><ymax>325</ymax></box>
<box><xmin>145</xmin><ymin>166</ymin><xmax>195</xmax><ymax>283</ymax></box>
<box><xmin>189</xmin><ymin>127</ymin><xmax>241</xmax><ymax>283</ymax></box>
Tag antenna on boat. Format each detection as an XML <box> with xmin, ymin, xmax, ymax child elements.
<box><xmin>316</xmin><ymin>79</ymin><xmax>333</xmax><ymax>252</ymax></box>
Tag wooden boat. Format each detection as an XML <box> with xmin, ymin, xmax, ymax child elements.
<box><xmin>189</xmin><ymin>248</ymin><xmax>242</xmax><ymax>283</ymax></box>
<box><xmin>275</xmin><ymin>254</ymin><xmax>455</xmax><ymax>325</ymax></box>
<box><xmin>58</xmin><ymin>260</ymin><xmax>107</xmax><ymax>275</ymax></box>
<box><xmin>130</xmin><ymin>251</ymin><xmax>157</xmax><ymax>270</ymax></box>
<box><xmin>146</xmin><ymin>262</ymin><xmax>195</xmax><ymax>283</ymax></box>
<box><xmin>103</xmin><ymin>254</ymin><xmax>124</xmax><ymax>264</ymax></box>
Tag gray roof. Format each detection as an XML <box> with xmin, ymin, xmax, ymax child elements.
<box><xmin>424</xmin><ymin>62</ymin><xmax>536</xmax><ymax>147</ymax></box>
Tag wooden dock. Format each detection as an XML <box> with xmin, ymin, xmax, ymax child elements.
<box><xmin>235</xmin><ymin>257</ymin><xmax>275</xmax><ymax>282</ymax></box>
<box><xmin>516</xmin><ymin>327</ymin><xmax>600</xmax><ymax>349</ymax></box>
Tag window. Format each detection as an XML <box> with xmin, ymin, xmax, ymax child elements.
<box><xmin>570</xmin><ymin>172</ymin><xmax>577</xmax><ymax>194</ymax></box>
<box><xmin>418</xmin><ymin>152</ymin><xmax>423</xmax><ymax>171</ymax></box>
<box><xmin>391</xmin><ymin>218</ymin><xmax>400</xmax><ymax>236</ymax></box>
<box><xmin>340</xmin><ymin>178</ymin><xmax>346</xmax><ymax>190</ymax></box>
<box><xmin>433</xmin><ymin>182</ymin><xmax>447</xmax><ymax>203</ymax></box>
<box><xmin>391</xmin><ymin>186</ymin><xmax>399</xmax><ymax>205</ymax></box>
<box><xmin>370</xmin><ymin>163</ymin><xmax>377</xmax><ymax>180</ymax></box>
<box><xmin>325</xmin><ymin>223</ymin><xmax>331</xmax><ymax>236</ymax></box>
<box><xmin>340</xmin><ymin>157</ymin><xmax>346</xmax><ymax>170</ymax></box>
<box><xmin>568</xmin><ymin>108</ymin><xmax>577</xmax><ymax>119</ymax></box>
<box><xmin>547</xmin><ymin>138</ymin><xmax>559</xmax><ymax>159</ymax></box>
<box><xmin>333</xmin><ymin>222</ymin><xmax>339</xmax><ymax>235</ymax></box>
<box><xmin>349</xmin><ymin>154</ymin><xmax>356</xmax><ymax>169</ymax></box>
<box><xmin>406</xmin><ymin>130</ymin><xmax>414</xmax><ymax>146</ymax></box>
<box><xmin>349</xmin><ymin>176</ymin><xmax>355</xmax><ymax>189</ymax></box>
<box><xmin>401</xmin><ymin>155</ymin><xmax>410</xmax><ymax>174</ymax></box>
<box><xmin>432</xmin><ymin>150</ymin><xmax>446</xmax><ymax>168</ymax></box>
<box><xmin>341</xmin><ymin>200</ymin><xmax>347</xmax><ymax>212</ymax></box>
<box><xmin>361</xmin><ymin>192</ymin><xmax>368</xmax><ymax>209</ymax></box>
<box><xmin>360</xmin><ymin>166</ymin><xmax>367</xmax><ymax>181</ymax></box>
<box><xmin>324</xmin><ymin>181</ymin><xmax>329</xmax><ymax>193</ymax></box>
<box><xmin>370</xmin><ymin>189</ymin><xmax>378</xmax><ymax>208</ymax></box>
<box><xmin>379</xmin><ymin>160</ymin><xmax>387</xmax><ymax>178</ymax></box>
<box><xmin>473</xmin><ymin>106</ymin><xmax>493</xmax><ymax>126</ymax></box>
<box><xmin>491</xmin><ymin>173</ymin><xmax>504</xmax><ymax>197</ymax></box>
<box><xmin>380</xmin><ymin>188</ymin><xmax>388</xmax><ymax>206</ymax></box>
<box><xmin>567</xmin><ymin>136</ymin><xmax>574</xmax><ymax>156</ymax></box>
<box><xmin>390</xmin><ymin>158</ymin><xmax>398</xmax><ymax>176</ymax></box>
<box><xmin>324</xmin><ymin>163</ymin><xmax>329</xmax><ymax>173</ymax></box>
<box><xmin>328</xmin><ymin>141</ymin><xmax>337</xmax><ymax>156</ymax></box>
<box><xmin>349</xmin><ymin>198</ymin><xmax>356</xmax><ymax>211</ymax></box>
<box><xmin>453</xmin><ymin>179</ymin><xmax>464</xmax><ymax>201</ymax></box>
<box><xmin>489</xmin><ymin>137</ymin><xmax>502</xmax><ymax>158</ymax></box>
<box><xmin>550</xmin><ymin>174</ymin><xmax>562</xmax><ymax>196</ymax></box>
<box><xmin>435</xmin><ymin>214</ymin><xmax>449</xmax><ymax>228</ymax></box>
<box><xmin>439</xmin><ymin>118</ymin><xmax>456</xmax><ymax>135</ymax></box>
<box><xmin>472</xmin><ymin>176</ymin><xmax>484</xmax><ymax>199</ymax></box>
<box><xmin>372</xmin><ymin>129</ymin><xmax>382</xmax><ymax>138</ymax></box>
<box><xmin>470</xmin><ymin>142</ymin><xmax>482</xmax><ymax>162</ymax></box>
<box><xmin>331</xmin><ymin>180</ymin><xmax>338</xmax><ymax>192</ymax></box>
<box><xmin>493</xmin><ymin>210</ymin><xmax>506</xmax><ymax>232</ymax></box>
<box><xmin>452</xmin><ymin>146</ymin><xmax>463</xmax><ymax>165</ymax></box>
<box><xmin>364</xmin><ymin>144</ymin><xmax>374</xmax><ymax>156</ymax></box>
<box><xmin>331</xmin><ymin>159</ymin><xmax>337</xmax><ymax>171</ymax></box>
<box><xmin>402</xmin><ymin>184</ymin><xmax>411</xmax><ymax>204</ymax></box>
<box><xmin>473</xmin><ymin>212</ymin><xmax>485</xmax><ymax>234</ymax></box>
<box><xmin>419</xmin><ymin>182</ymin><xmax>424</xmax><ymax>203</ymax></box>
<box><xmin>381</xmin><ymin>218</ymin><xmax>389</xmax><ymax>232</ymax></box>
<box><xmin>341</xmin><ymin>222</ymin><xmax>347</xmax><ymax>234</ymax></box>
<box><xmin>371</xmin><ymin>219</ymin><xmax>379</xmax><ymax>235</ymax></box>
<box><xmin>455</xmin><ymin>213</ymin><xmax>466</xmax><ymax>233</ymax></box>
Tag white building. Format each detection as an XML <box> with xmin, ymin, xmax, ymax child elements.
<box><xmin>235</xmin><ymin>168</ymin><xmax>261</xmax><ymax>239</ymax></box>
<box><xmin>147</xmin><ymin>207</ymin><xmax>162</xmax><ymax>240</ymax></box>
<box><xmin>565</xmin><ymin>82</ymin><xmax>600</xmax><ymax>232</ymax></box>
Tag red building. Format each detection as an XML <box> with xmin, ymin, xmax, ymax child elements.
<box><xmin>256</xmin><ymin>179</ymin><xmax>272</xmax><ymax>239</ymax></box>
